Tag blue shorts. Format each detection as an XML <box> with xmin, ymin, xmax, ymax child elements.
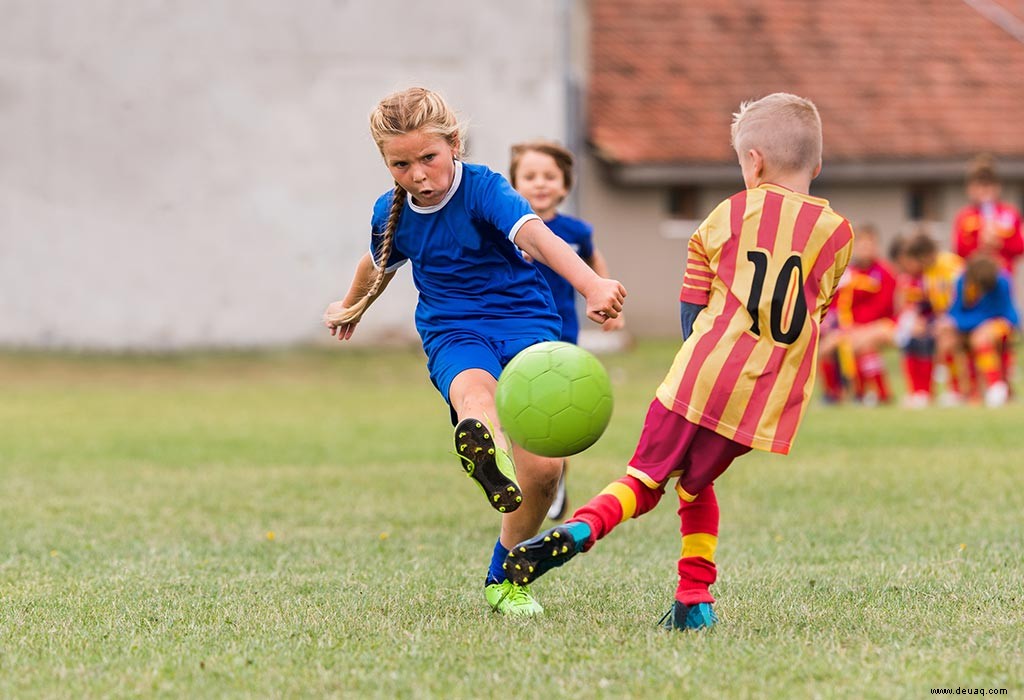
<box><xmin>423</xmin><ymin>330</ymin><xmax>553</xmax><ymax>422</ymax></box>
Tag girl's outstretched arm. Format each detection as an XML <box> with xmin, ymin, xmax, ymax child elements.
<box><xmin>585</xmin><ymin>246</ymin><xmax>625</xmax><ymax>331</ymax></box>
<box><xmin>323</xmin><ymin>252</ymin><xmax>396</xmax><ymax>341</ymax></box>
<box><xmin>515</xmin><ymin>219</ymin><xmax>626</xmax><ymax>324</ymax></box>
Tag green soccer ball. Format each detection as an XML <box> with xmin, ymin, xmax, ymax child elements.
<box><xmin>495</xmin><ymin>341</ymin><xmax>614</xmax><ymax>458</ymax></box>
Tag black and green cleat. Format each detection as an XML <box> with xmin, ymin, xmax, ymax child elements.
<box><xmin>454</xmin><ymin>418</ymin><xmax>523</xmax><ymax>513</ymax></box>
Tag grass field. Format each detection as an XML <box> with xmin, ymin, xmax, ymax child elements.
<box><xmin>1</xmin><ymin>342</ymin><xmax>1022</xmax><ymax>698</ymax></box>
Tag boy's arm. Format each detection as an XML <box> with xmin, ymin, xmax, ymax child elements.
<box><xmin>1002</xmin><ymin>210</ymin><xmax>1024</xmax><ymax>262</ymax></box>
<box><xmin>679</xmin><ymin>229</ymin><xmax>712</xmax><ymax>340</ymax></box>
<box><xmin>323</xmin><ymin>252</ymin><xmax>396</xmax><ymax>341</ymax></box>
<box><xmin>515</xmin><ymin>219</ymin><xmax>625</xmax><ymax>323</ymax></box>
<box><xmin>951</xmin><ymin>209</ymin><xmax>971</xmax><ymax>259</ymax></box>
<box><xmin>680</xmin><ymin>302</ymin><xmax>706</xmax><ymax>341</ymax></box>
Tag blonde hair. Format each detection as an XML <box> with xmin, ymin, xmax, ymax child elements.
<box><xmin>731</xmin><ymin>93</ymin><xmax>822</xmax><ymax>175</ymax></box>
<box><xmin>509</xmin><ymin>140</ymin><xmax>576</xmax><ymax>192</ymax></box>
<box><xmin>329</xmin><ymin>88</ymin><xmax>464</xmax><ymax>326</ymax></box>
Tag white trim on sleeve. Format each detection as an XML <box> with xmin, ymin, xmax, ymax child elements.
<box><xmin>368</xmin><ymin>243</ymin><xmax>409</xmax><ymax>273</ymax></box>
<box><xmin>508</xmin><ymin>213</ymin><xmax>541</xmax><ymax>244</ymax></box>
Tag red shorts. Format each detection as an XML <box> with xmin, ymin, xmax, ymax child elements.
<box><xmin>627</xmin><ymin>399</ymin><xmax>752</xmax><ymax>500</ymax></box>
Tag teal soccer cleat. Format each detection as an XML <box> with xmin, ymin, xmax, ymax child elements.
<box><xmin>658</xmin><ymin>601</ymin><xmax>718</xmax><ymax>631</ymax></box>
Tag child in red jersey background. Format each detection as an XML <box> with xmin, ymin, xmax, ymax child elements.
<box><xmin>500</xmin><ymin>93</ymin><xmax>853</xmax><ymax>631</ymax></box>
<box><xmin>818</xmin><ymin>224</ymin><xmax>897</xmax><ymax>404</ymax></box>
<box><xmin>952</xmin><ymin>155</ymin><xmax>1023</xmax><ymax>276</ymax></box>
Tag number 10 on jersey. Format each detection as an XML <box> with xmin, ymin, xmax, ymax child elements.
<box><xmin>745</xmin><ymin>251</ymin><xmax>809</xmax><ymax>345</ymax></box>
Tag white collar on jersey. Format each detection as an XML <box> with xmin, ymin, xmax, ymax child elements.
<box><xmin>406</xmin><ymin>159</ymin><xmax>463</xmax><ymax>214</ymax></box>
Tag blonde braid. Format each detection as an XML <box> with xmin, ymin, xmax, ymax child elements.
<box><xmin>326</xmin><ymin>183</ymin><xmax>404</xmax><ymax>325</ymax></box>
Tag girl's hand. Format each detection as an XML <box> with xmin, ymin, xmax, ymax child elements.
<box><xmin>323</xmin><ymin>301</ymin><xmax>359</xmax><ymax>341</ymax></box>
<box><xmin>329</xmin><ymin>322</ymin><xmax>358</xmax><ymax>341</ymax></box>
<box><xmin>583</xmin><ymin>278</ymin><xmax>626</xmax><ymax>325</ymax></box>
<box><xmin>601</xmin><ymin>313</ymin><xmax>625</xmax><ymax>332</ymax></box>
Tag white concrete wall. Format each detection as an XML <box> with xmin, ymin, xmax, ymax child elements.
<box><xmin>0</xmin><ymin>1</ymin><xmax>568</xmax><ymax>349</ymax></box>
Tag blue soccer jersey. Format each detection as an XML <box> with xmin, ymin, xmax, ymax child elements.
<box><xmin>533</xmin><ymin>214</ymin><xmax>595</xmax><ymax>343</ymax></box>
<box><xmin>948</xmin><ymin>273</ymin><xmax>1020</xmax><ymax>333</ymax></box>
<box><xmin>369</xmin><ymin>160</ymin><xmax>562</xmax><ymax>346</ymax></box>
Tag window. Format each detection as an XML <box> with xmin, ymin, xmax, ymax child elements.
<box><xmin>661</xmin><ymin>186</ymin><xmax>702</xmax><ymax>239</ymax></box>
<box><xmin>667</xmin><ymin>186</ymin><xmax>699</xmax><ymax>220</ymax></box>
<box><xmin>906</xmin><ymin>184</ymin><xmax>938</xmax><ymax>221</ymax></box>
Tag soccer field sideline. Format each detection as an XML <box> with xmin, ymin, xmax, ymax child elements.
<box><xmin>0</xmin><ymin>344</ymin><xmax>1021</xmax><ymax>698</ymax></box>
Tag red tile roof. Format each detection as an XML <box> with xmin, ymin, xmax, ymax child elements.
<box><xmin>589</xmin><ymin>0</ymin><xmax>1024</xmax><ymax>166</ymax></box>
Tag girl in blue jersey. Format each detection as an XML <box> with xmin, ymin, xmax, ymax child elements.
<box><xmin>323</xmin><ymin>88</ymin><xmax>626</xmax><ymax>616</ymax></box>
<box><xmin>509</xmin><ymin>141</ymin><xmax>625</xmax><ymax>521</ymax></box>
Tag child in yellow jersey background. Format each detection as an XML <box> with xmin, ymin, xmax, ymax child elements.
<box><xmin>891</xmin><ymin>229</ymin><xmax>965</xmax><ymax>407</ymax></box>
<box><xmin>502</xmin><ymin>93</ymin><xmax>853</xmax><ymax>631</ymax></box>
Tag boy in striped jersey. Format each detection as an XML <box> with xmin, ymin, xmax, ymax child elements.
<box><xmin>503</xmin><ymin>93</ymin><xmax>853</xmax><ymax>630</ymax></box>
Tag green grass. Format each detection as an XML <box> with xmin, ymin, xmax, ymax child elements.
<box><xmin>1</xmin><ymin>343</ymin><xmax>1021</xmax><ymax>698</ymax></box>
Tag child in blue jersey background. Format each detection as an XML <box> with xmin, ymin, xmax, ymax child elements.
<box><xmin>942</xmin><ymin>253</ymin><xmax>1019</xmax><ymax>406</ymax></box>
<box><xmin>509</xmin><ymin>141</ymin><xmax>625</xmax><ymax>521</ymax></box>
<box><xmin>323</xmin><ymin>88</ymin><xmax>626</xmax><ymax>616</ymax></box>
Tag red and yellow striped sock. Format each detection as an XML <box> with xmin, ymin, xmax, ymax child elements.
<box><xmin>974</xmin><ymin>342</ymin><xmax>1003</xmax><ymax>386</ymax></box>
<box><xmin>945</xmin><ymin>351</ymin><xmax>962</xmax><ymax>395</ymax></box>
<box><xmin>676</xmin><ymin>485</ymin><xmax>720</xmax><ymax>605</ymax></box>
<box><xmin>567</xmin><ymin>476</ymin><xmax>664</xmax><ymax>551</ymax></box>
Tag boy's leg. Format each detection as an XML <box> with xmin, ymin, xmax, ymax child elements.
<box><xmin>676</xmin><ymin>485</ymin><xmax>720</xmax><ymax>605</ymax></box>
<box><xmin>655</xmin><ymin>426</ymin><xmax>750</xmax><ymax>631</ymax></box>
<box><xmin>672</xmin><ymin>426</ymin><xmax>750</xmax><ymax>605</ymax></box>
<box><xmin>504</xmin><ymin>475</ymin><xmax>665</xmax><ymax>585</ymax></box>
<box><xmin>505</xmin><ymin>399</ymin><xmax>698</xmax><ymax>585</ymax></box>
<box><xmin>658</xmin><ymin>485</ymin><xmax>721</xmax><ymax>632</ymax></box>
<box><xmin>855</xmin><ymin>350</ymin><xmax>889</xmax><ymax>403</ymax></box>
<box><xmin>819</xmin><ymin>352</ymin><xmax>844</xmax><ymax>403</ymax></box>
<box><xmin>971</xmin><ymin>319</ymin><xmax>1012</xmax><ymax>406</ymax></box>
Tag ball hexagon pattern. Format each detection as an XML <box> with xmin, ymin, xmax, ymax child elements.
<box><xmin>495</xmin><ymin>341</ymin><xmax>614</xmax><ymax>457</ymax></box>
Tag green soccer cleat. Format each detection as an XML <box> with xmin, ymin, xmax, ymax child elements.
<box><xmin>503</xmin><ymin>524</ymin><xmax>586</xmax><ymax>586</ymax></box>
<box><xmin>484</xmin><ymin>580</ymin><xmax>544</xmax><ymax>616</ymax></box>
<box><xmin>454</xmin><ymin>418</ymin><xmax>522</xmax><ymax>513</ymax></box>
<box><xmin>658</xmin><ymin>601</ymin><xmax>718</xmax><ymax>631</ymax></box>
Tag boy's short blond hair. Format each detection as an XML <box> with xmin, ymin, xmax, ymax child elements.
<box><xmin>731</xmin><ymin>93</ymin><xmax>822</xmax><ymax>175</ymax></box>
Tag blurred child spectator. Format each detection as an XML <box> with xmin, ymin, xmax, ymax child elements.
<box><xmin>941</xmin><ymin>254</ymin><xmax>1019</xmax><ymax>407</ymax></box>
<box><xmin>819</xmin><ymin>224</ymin><xmax>897</xmax><ymax>404</ymax></box>
<box><xmin>891</xmin><ymin>229</ymin><xmax>964</xmax><ymax>407</ymax></box>
<box><xmin>952</xmin><ymin>155</ymin><xmax>1023</xmax><ymax>276</ymax></box>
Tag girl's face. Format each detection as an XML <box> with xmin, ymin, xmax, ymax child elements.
<box><xmin>513</xmin><ymin>150</ymin><xmax>567</xmax><ymax>219</ymax></box>
<box><xmin>381</xmin><ymin>129</ymin><xmax>459</xmax><ymax>207</ymax></box>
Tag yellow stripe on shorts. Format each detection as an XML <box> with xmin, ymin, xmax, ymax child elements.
<box><xmin>675</xmin><ymin>483</ymin><xmax>697</xmax><ymax>502</ymax></box>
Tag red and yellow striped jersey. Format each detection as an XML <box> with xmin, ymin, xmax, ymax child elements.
<box><xmin>658</xmin><ymin>184</ymin><xmax>853</xmax><ymax>455</ymax></box>
<box><xmin>897</xmin><ymin>251</ymin><xmax>962</xmax><ymax>316</ymax></box>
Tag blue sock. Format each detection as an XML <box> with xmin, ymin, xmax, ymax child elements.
<box><xmin>486</xmin><ymin>539</ymin><xmax>510</xmax><ymax>585</ymax></box>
